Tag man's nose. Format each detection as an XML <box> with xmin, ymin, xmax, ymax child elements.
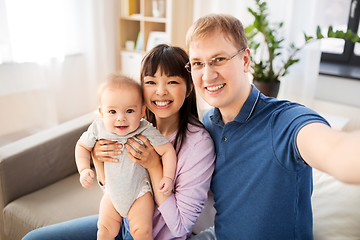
<box><xmin>202</xmin><ymin>63</ymin><xmax>218</xmax><ymax>82</ymax></box>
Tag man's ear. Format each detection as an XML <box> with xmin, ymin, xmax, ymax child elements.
<box><xmin>243</xmin><ymin>48</ymin><xmax>251</xmax><ymax>73</ymax></box>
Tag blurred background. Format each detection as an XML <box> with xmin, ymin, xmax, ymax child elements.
<box><xmin>1</xmin><ymin>0</ymin><xmax>359</xmax><ymax>147</ymax></box>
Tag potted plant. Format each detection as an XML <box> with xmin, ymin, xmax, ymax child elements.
<box><xmin>245</xmin><ymin>0</ymin><xmax>360</xmax><ymax>97</ymax></box>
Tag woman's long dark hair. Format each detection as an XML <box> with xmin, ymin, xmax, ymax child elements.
<box><xmin>140</xmin><ymin>44</ymin><xmax>203</xmax><ymax>154</ymax></box>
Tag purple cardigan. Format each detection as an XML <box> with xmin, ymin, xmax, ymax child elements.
<box><xmin>152</xmin><ymin>123</ymin><xmax>215</xmax><ymax>239</ymax></box>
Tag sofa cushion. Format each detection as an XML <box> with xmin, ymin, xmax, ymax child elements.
<box><xmin>3</xmin><ymin>173</ymin><xmax>103</xmax><ymax>240</ymax></box>
<box><xmin>312</xmin><ymin>168</ymin><xmax>360</xmax><ymax>240</ymax></box>
<box><xmin>0</xmin><ymin>112</ymin><xmax>96</xmax><ymax>207</ymax></box>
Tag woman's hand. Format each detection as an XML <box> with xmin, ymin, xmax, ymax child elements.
<box><xmin>125</xmin><ymin>135</ymin><xmax>161</xmax><ymax>171</ymax></box>
<box><xmin>91</xmin><ymin>139</ymin><xmax>122</xmax><ymax>186</ymax></box>
<box><xmin>92</xmin><ymin>139</ymin><xmax>123</xmax><ymax>163</ymax></box>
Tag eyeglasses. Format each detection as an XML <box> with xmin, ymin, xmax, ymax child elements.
<box><xmin>185</xmin><ymin>47</ymin><xmax>246</xmax><ymax>73</ymax></box>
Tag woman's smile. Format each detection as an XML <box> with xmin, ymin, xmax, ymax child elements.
<box><xmin>154</xmin><ymin>100</ymin><xmax>173</xmax><ymax>107</ymax></box>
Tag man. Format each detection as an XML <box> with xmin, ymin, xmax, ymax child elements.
<box><xmin>186</xmin><ymin>14</ymin><xmax>360</xmax><ymax>239</ymax></box>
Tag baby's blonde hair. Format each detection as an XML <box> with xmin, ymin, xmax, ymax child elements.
<box><xmin>97</xmin><ymin>73</ymin><xmax>144</xmax><ymax>105</ymax></box>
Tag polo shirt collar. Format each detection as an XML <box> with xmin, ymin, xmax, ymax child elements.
<box><xmin>211</xmin><ymin>84</ymin><xmax>260</xmax><ymax>125</ymax></box>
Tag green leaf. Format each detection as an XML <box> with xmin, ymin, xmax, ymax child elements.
<box><xmin>245</xmin><ymin>25</ymin><xmax>255</xmax><ymax>35</ymax></box>
<box><xmin>316</xmin><ymin>26</ymin><xmax>324</xmax><ymax>39</ymax></box>
<box><xmin>350</xmin><ymin>34</ymin><xmax>360</xmax><ymax>42</ymax></box>
<box><xmin>248</xmin><ymin>8</ymin><xmax>257</xmax><ymax>17</ymax></box>
<box><xmin>344</xmin><ymin>29</ymin><xmax>353</xmax><ymax>40</ymax></box>
<box><xmin>304</xmin><ymin>33</ymin><xmax>313</xmax><ymax>42</ymax></box>
<box><xmin>335</xmin><ymin>30</ymin><xmax>345</xmax><ymax>38</ymax></box>
<box><xmin>327</xmin><ymin>26</ymin><xmax>336</xmax><ymax>38</ymax></box>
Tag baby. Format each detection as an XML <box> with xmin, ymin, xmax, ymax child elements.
<box><xmin>75</xmin><ymin>74</ymin><xmax>177</xmax><ymax>240</ymax></box>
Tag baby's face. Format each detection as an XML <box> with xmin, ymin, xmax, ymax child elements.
<box><xmin>99</xmin><ymin>86</ymin><xmax>144</xmax><ymax>136</ymax></box>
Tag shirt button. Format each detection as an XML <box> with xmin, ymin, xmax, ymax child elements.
<box><xmin>222</xmin><ymin>137</ymin><xmax>227</xmax><ymax>142</ymax></box>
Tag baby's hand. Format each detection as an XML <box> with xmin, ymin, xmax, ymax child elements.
<box><xmin>80</xmin><ymin>169</ymin><xmax>95</xmax><ymax>189</ymax></box>
<box><xmin>159</xmin><ymin>177</ymin><xmax>173</xmax><ymax>196</ymax></box>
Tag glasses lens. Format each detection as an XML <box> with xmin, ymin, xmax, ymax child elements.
<box><xmin>211</xmin><ymin>57</ymin><xmax>228</xmax><ymax>67</ymax></box>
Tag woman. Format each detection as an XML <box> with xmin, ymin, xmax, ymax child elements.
<box><xmin>22</xmin><ymin>44</ymin><xmax>215</xmax><ymax>240</ymax></box>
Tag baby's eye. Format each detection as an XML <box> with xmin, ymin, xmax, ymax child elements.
<box><xmin>109</xmin><ymin>110</ymin><xmax>116</xmax><ymax>114</ymax></box>
<box><xmin>126</xmin><ymin>109</ymin><xmax>135</xmax><ymax>114</ymax></box>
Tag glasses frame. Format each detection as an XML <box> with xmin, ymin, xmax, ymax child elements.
<box><xmin>185</xmin><ymin>47</ymin><xmax>246</xmax><ymax>73</ymax></box>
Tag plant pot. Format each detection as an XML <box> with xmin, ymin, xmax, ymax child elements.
<box><xmin>253</xmin><ymin>80</ymin><xmax>280</xmax><ymax>98</ymax></box>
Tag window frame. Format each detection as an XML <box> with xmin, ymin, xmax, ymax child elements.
<box><xmin>320</xmin><ymin>0</ymin><xmax>360</xmax><ymax>80</ymax></box>
<box><xmin>321</xmin><ymin>0</ymin><xmax>360</xmax><ymax>66</ymax></box>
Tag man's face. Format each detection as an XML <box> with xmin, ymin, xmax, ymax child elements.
<box><xmin>188</xmin><ymin>31</ymin><xmax>251</xmax><ymax>113</ymax></box>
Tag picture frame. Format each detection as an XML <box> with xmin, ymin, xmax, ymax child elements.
<box><xmin>146</xmin><ymin>31</ymin><xmax>168</xmax><ymax>51</ymax></box>
<box><xmin>135</xmin><ymin>32</ymin><xmax>143</xmax><ymax>51</ymax></box>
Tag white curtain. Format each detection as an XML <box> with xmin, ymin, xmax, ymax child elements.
<box><xmin>0</xmin><ymin>0</ymin><xmax>117</xmax><ymax>145</ymax></box>
<box><xmin>275</xmin><ymin>0</ymin><xmax>323</xmax><ymax>106</ymax></box>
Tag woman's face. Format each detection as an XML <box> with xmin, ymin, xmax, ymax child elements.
<box><xmin>142</xmin><ymin>68</ymin><xmax>188</xmax><ymax>121</ymax></box>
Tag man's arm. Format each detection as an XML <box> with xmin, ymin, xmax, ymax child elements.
<box><xmin>297</xmin><ymin>122</ymin><xmax>360</xmax><ymax>184</ymax></box>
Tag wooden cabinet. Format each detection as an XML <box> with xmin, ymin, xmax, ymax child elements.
<box><xmin>117</xmin><ymin>0</ymin><xmax>193</xmax><ymax>79</ymax></box>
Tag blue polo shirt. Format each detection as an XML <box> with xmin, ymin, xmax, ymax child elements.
<box><xmin>203</xmin><ymin>85</ymin><xmax>329</xmax><ymax>240</ymax></box>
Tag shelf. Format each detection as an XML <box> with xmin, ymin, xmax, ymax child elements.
<box><xmin>120</xmin><ymin>15</ymin><xmax>167</xmax><ymax>23</ymax></box>
<box><xmin>116</xmin><ymin>0</ymin><xmax>194</xmax><ymax>76</ymax></box>
<box><xmin>143</xmin><ymin>16</ymin><xmax>167</xmax><ymax>23</ymax></box>
<box><xmin>120</xmin><ymin>15</ymin><xmax>143</xmax><ymax>21</ymax></box>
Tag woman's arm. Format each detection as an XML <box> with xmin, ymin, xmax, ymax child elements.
<box><xmin>127</xmin><ymin>132</ymin><xmax>216</xmax><ymax>237</ymax></box>
<box><xmin>158</xmin><ymin>137</ymin><xmax>215</xmax><ymax>237</ymax></box>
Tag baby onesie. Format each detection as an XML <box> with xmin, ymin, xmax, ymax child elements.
<box><xmin>79</xmin><ymin>118</ymin><xmax>169</xmax><ymax>217</ymax></box>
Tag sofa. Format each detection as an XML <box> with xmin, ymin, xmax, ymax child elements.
<box><xmin>0</xmin><ymin>112</ymin><xmax>214</xmax><ymax>240</ymax></box>
<box><xmin>1</xmin><ymin>112</ymin><xmax>360</xmax><ymax>240</ymax></box>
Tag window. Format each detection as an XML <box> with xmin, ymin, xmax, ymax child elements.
<box><xmin>319</xmin><ymin>0</ymin><xmax>360</xmax><ymax>80</ymax></box>
<box><xmin>0</xmin><ymin>0</ymin><xmax>82</xmax><ymax>64</ymax></box>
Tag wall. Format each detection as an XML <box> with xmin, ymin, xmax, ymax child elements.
<box><xmin>313</xmin><ymin>75</ymin><xmax>360</xmax><ymax>131</ymax></box>
<box><xmin>315</xmin><ymin>75</ymin><xmax>360</xmax><ymax>108</ymax></box>
<box><xmin>0</xmin><ymin>55</ymin><xmax>99</xmax><ymax>146</ymax></box>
